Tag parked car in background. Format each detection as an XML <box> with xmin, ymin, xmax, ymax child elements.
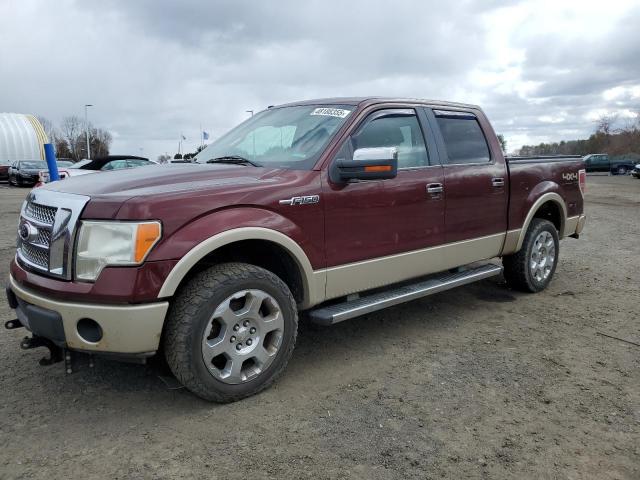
<box><xmin>64</xmin><ymin>155</ymin><xmax>152</xmax><ymax>178</ymax></box>
<box><xmin>9</xmin><ymin>160</ymin><xmax>77</xmax><ymax>187</ymax></box>
<box><xmin>8</xmin><ymin>160</ymin><xmax>48</xmax><ymax>186</ymax></box>
<box><xmin>631</xmin><ymin>164</ymin><xmax>640</xmax><ymax>179</ymax></box>
<box><xmin>0</xmin><ymin>159</ymin><xmax>10</xmax><ymax>181</ymax></box>
<box><xmin>583</xmin><ymin>154</ymin><xmax>635</xmax><ymax>175</ymax></box>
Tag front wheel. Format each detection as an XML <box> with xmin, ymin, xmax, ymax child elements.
<box><xmin>503</xmin><ymin>219</ymin><xmax>559</xmax><ymax>292</ymax></box>
<box><xmin>163</xmin><ymin>262</ymin><xmax>298</xmax><ymax>402</ymax></box>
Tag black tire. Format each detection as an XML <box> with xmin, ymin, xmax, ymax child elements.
<box><xmin>503</xmin><ymin>218</ymin><xmax>559</xmax><ymax>293</ymax></box>
<box><xmin>617</xmin><ymin>166</ymin><xmax>627</xmax><ymax>175</ymax></box>
<box><xmin>163</xmin><ymin>262</ymin><xmax>298</xmax><ymax>402</ymax></box>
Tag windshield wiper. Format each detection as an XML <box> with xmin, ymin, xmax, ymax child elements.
<box><xmin>206</xmin><ymin>156</ymin><xmax>261</xmax><ymax>167</ymax></box>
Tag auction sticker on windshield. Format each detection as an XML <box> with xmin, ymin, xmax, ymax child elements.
<box><xmin>310</xmin><ymin>107</ymin><xmax>351</xmax><ymax>118</ymax></box>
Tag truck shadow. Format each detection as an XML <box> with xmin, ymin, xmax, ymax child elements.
<box><xmin>21</xmin><ymin>276</ymin><xmax>519</xmax><ymax>415</ymax></box>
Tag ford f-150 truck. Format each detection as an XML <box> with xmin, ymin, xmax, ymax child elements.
<box><xmin>5</xmin><ymin>97</ymin><xmax>586</xmax><ymax>402</ymax></box>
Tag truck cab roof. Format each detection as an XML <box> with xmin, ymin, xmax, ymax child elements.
<box><xmin>275</xmin><ymin>97</ymin><xmax>481</xmax><ymax>110</ymax></box>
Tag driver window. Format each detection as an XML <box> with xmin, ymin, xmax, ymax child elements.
<box><xmin>352</xmin><ymin>111</ymin><xmax>428</xmax><ymax>169</ymax></box>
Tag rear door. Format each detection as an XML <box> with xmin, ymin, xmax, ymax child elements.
<box><xmin>426</xmin><ymin>108</ymin><xmax>508</xmax><ymax>244</ymax></box>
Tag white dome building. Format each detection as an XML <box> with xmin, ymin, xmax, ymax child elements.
<box><xmin>0</xmin><ymin>113</ymin><xmax>49</xmax><ymax>162</ymax></box>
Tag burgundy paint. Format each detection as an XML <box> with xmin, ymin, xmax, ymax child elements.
<box><xmin>11</xmin><ymin>98</ymin><xmax>585</xmax><ymax>306</ymax></box>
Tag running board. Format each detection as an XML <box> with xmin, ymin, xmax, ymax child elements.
<box><xmin>309</xmin><ymin>263</ymin><xmax>503</xmax><ymax>325</ymax></box>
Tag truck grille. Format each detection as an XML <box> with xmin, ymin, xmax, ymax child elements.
<box><xmin>20</xmin><ymin>242</ymin><xmax>49</xmax><ymax>268</ymax></box>
<box><xmin>16</xmin><ymin>190</ymin><xmax>90</xmax><ymax>280</ymax></box>
<box><xmin>35</xmin><ymin>229</ymin><xmax>51</xmax><ymax>247</ymax></box>
<box><xmin>25</xmin><ymin>202</ymin><xmax>57</xmax><ymax>225</ymax></box>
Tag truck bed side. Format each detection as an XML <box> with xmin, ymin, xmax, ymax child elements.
<box><xmin>506</xmin><ymin>157</ymin><xmax>585</xmax><ymax>237</ymax></box>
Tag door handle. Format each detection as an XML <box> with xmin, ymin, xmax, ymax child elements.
<box><xmin>491</xmin><ymin>177</ymin><xmax>505</xmax><ymax>187</ymax></box>
<box><xmin>426</xmin><ymin>183</ymin><xmax>444</xmax><ymax>194</ymax></box>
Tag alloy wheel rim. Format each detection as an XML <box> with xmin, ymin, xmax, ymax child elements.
<box><xmin>201</xmin><ymin>289</ymin><xmax>284</xmax><ymax>384</ymax></box>
<box><xmin>530</xmin><ymin>231</ymin><xmax>556</xmax><ymax>283</ymax></box>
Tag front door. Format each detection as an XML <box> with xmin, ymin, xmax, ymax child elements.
<box><xmin>323</xmin><ymin>107</ymin><xmax>445</xmax><ymax>298</ymax></box>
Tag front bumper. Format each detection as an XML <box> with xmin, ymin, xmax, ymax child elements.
<box><xmin>18</xmin><ymin>173</ymin><xmax>38</xmax><ymax>184</ymax></box>
<box><xmin>7</xmin><ymin>275</ymin><xmax>169</xmax><ymax>355</ymax></box>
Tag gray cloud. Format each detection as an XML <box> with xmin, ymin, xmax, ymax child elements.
<box><xmin>0</xmin><ymin>0</ymin><xmax>637</xmax><ymax>156</ymax></box>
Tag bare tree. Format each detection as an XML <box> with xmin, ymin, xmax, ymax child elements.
<box><xmin>595</xmin><ymin>113</ymin><xmax>618</xmax><ymax>136</ymax></box>
<box><xmin>60</xmin><ymin>116</ymin><xmax>84</xmax><ymax>160</ymax></box>
<box><xmin>157</xmin><ymin>154</ymin><xmax>171</xmax><ymax>164</ymax></box>
<box><xmin>497</xmin><ymin>134</ymin><xmax>507</xmax><ymax>153</ymax></box>
<box><xmin>90</xmin><ymin>127</ymin><xmax>112</xmax><ymax>158</ymax></box>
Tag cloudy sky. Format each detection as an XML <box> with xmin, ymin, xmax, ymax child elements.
<box><xmin>1</xmin><ymin>0</ymin><xmax>638</xmax><ymax>158</ymax></box>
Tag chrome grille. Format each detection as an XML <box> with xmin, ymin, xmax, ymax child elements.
<box><xmin>16</xmin><ymin>190</ymin><xmax>90</xmax><ymax>279</ymax></box>
<box><xmin>25</xmin><ymin>202</ymin><xmax>57</xmax><ymax>225</ymax></box>
<box><xmin>35</xmin><ymin>229</ymin><xmax>51</xmax><ymax>247</ymax></box>
<box><xmin>20</xmin><ymin>242</ymin><xmax>49</xmax><ymax>268</ymax></box>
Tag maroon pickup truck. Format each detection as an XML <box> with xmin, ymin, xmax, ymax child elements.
<box><xmin>5</xmin><ymin>97</ymin><xmax>586</xmax><ymax>402</ymax></box>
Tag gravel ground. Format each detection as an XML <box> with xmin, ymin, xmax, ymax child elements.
<box><xmin>0</xmin><ymin>175</ymin><xmax>638</xmax><ymax>479</ymax></box>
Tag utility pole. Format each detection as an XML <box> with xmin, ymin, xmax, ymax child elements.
<box><xmin>84</xmin><ymin>104</ymin><xmax>93</xmax><ymax>159</ymax></box>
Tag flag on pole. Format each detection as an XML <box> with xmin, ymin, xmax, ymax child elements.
<box><xmin>202</xmin><ymin>131</ymin><xmax>209</xmax><ymax>140</ymax></box>
<box><xmin>181</xmin><ymin>134</ymin><xmax>186</xmax><ymax>140</ymax></box>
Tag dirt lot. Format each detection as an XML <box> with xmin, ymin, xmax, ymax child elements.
<box><xmin>0</xmin><ymin>175</ymin><xmax>638</xmax><ymax>479</ymax></box>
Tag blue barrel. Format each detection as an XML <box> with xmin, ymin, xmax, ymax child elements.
<box><xmin>44</xmin><ymin>143</ymin><xmax>59</xmax><ymax>181</ymax></box>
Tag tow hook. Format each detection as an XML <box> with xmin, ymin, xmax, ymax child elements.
<box><xmin>5</xmin><ymin>319</ymin><xmax>23</xmax><ymax>330</ymax></box>
<box><xmin>20</xmin><ymin>335</ymin><xmax>64</xmax><ymax>366</ymax></box>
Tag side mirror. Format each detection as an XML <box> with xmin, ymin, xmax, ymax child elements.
<box><xmin>332</xmin><ymin>147</ymin><xmax>398</xmax><ymax>183</ymax></box>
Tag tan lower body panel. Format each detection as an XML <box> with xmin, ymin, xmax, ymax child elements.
<box><xmin>502</xmin><ymin>214</ymin><xmax>586</xmax><ymax>257</ymax></box>
<box><xmin>575</xmin><ymin>214</ymin><xmax>586</xmax><ymax>234</ymax></box>
<box><xmin>564</xmin><ymin>215</ymin><xmax>579</xmax><ymax>236</ymax></box>
<box><xmin>323</xmin><ymin>233</ymin><xmax>506</xmax><ymax>300</ymax></box>
<box><xmin>502</xmin><ymin>229</ymin><xmax>522</xmax><ymax>256</ymax></box>
<box><xmin>10</xmin><ymin>275</ymin><xmax>168</xmax><ymax>354</ymax></box>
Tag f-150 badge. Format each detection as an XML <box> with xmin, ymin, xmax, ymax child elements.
<box><xmin>279</xmin><ymin>195</ymin><xmax>320</xmax><ymax>206</ymax></box>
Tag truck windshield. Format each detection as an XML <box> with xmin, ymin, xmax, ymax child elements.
<box><xmin>194</xmin><ymin>105</ymin><xmax>353</xmax><ymax>170</ymax></box>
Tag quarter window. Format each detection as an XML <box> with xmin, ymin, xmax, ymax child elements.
<box><xmin>435</xmin><ymin>112</ymin><xmax>491</xmax><ymax>164</ymax></box>
<box><xmin>352</xmin><ymin>111</ymin><xmax>428</xmax><ymax>169</ymax></box>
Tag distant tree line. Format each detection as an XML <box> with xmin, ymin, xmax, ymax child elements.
<box><xmin>517</xmin><ymin>113</ymin><xmax>640</xmax><ymax>157</ymax></box>
<box><xmin>38</xmin><ymin>116</ymin><xmax>112</xmax><ymax>161</ymax></box>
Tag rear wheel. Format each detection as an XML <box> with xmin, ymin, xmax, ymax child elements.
<box><xmin>503</xmin><ymin>219</ymin><xmax>559</xmax><ymax>293</ymax></box>
<box><xmin>163</xmin><ymin>262</ymin><xmax>298</xmax><ymax>402</ymax></box>
<box><xmin>617</xmin><ymin>166</ymin><xmax>627</xmax><ymax>175</ymax></box>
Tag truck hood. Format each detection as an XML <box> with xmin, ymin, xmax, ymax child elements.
<box><xmin>43</xmin><ymin>163</ymin><xmax>281</xmax><ymax>198</ymax></box>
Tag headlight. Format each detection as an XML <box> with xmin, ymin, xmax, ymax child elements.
<box><xmin>75</xmin><ymin>221</ymin><xmax>161</xmax><ymax>281</ymax></box>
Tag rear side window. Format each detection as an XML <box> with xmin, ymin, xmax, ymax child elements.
<box><xmin>435</xmin><ymin>111</ymin><xmax>490</xmax><ymax>164</ymax></box>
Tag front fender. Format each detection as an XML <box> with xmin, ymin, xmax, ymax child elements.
<box><xmin>150</xmin><ymin>207</ymin><xmax>325</xmax><ymax>308</ymax></box>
